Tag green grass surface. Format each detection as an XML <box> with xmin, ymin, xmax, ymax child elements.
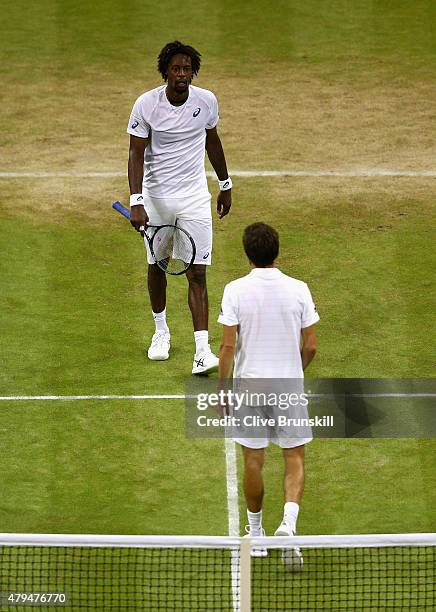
<box><xmin>1</xmin><ymin>198</ymin><xmax>434</xmax><ymax>540</ymax></box>
<box><xmin>0</xmin><ymin>399</ymin><xmax>227</xmax><ymax>535</ymax></box>
<box><xmin>0</xmin><ymin>0</ymin><xmax>435</xmax><ymax>609</ymax></box>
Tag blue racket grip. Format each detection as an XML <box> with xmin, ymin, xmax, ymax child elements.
<box><xmin>112</xmin><ymin>200</ymin><xmax>130</xmax><ymax>220</ymax></box>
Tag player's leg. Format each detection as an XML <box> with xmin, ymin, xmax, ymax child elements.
<box><xmin>148</xmin><ymin>263</ymin><xmax>167</xmax><ymax>313</ymax></box>
<box><xmin>241</xmin><ymin>444</ymin><xmax>268</xmax><ymax>557</ymax></box>
<box><xmin>185</xmin><ymin>264</ymin><xmax>218</xmax><ymax>372</ymax></box>
<box><xmin>147</xmin><ymin>264</ymin><xmax>170</xmax><ymax>360</ymax></box>
<box><xmin>242</xmin><ymin>445</ymin><xmax>265</xmax><ymax>513</ymax></box>
<box><xmin>273</xmin><ymin>387</ymin><xmax>311</xmax><ymax>535</ymax></box>
<box><xmin>144</xmin><ymin>196</ymin><xmax>174</xmax><ymax>360</ymax></box>
<box><xmin>275</xmin><ymin>444</ymin><xmax>305</xmax><ymax>535</ymax></box>
<box><xmin>274</xmin><ymin>444</ymin><xmax>306</xmax><ymax>572</ymax></box>
<box><xmin>186</xmin><ymin>264</ymin><xmax>208</xmax><ymax>330</ymax></box>
<box><xmin>178</xmin><ymin>209</ymin><xmax>217</xmax><ymax>374</ymax></box>
<box><xmin>234</xmin><ymin>409</ymin><xmax>269</xmax><ymax>556</ymax></box>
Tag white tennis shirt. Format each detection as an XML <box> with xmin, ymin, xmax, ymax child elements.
<box><xmin>127</xmin><ymin>85</ymin><xmax>219</xmax><ymax>198</ymax></box>
<box><xmin>218</xmin><ymin>267</ymin><xmax>320</xmax><ymax>378</ymax></box>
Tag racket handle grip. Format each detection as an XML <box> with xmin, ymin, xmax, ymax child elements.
<box><xmin>112</xmin><ymin>200</ymin><xmax>131</xmax><ymax>220</ymax></box>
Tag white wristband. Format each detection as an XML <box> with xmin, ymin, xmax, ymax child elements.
<box><xmin>218</xmin><ymin>177</ymin><xmax>232</xmax><ymax>191</ymax></box>
<box><xmin>130</xmin><ymin>193</ymin><xmax>144</xmax><ymax>207</ymax></box>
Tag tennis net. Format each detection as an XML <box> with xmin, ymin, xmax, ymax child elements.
<box><xmin>0</xmin><ymin>533</ymin><xmax>434</xmax><ymax>610</ymax></box>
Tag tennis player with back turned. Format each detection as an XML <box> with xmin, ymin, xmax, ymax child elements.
<box><xmin>218</xmin><ymin>223</ymin><xmax>319</xmax><ymax>567</ymax></box>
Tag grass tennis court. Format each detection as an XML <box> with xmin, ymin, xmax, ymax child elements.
<box><xmin>1</xmin><ymin>0</ymin><xmax>435</xmax><ymax>609</ymax></box>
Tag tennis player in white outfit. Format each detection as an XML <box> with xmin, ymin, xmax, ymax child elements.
<box><xmin>218</xmin><ymin>223</ymin><xmax>319</xmax><ymax>565</ymax></box>
<box><xmin>127</xmin><ymin>41</ymin><xmax>232</xmax><ymax>374</ymax></box>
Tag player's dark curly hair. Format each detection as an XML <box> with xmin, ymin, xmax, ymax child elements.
<box><xmin>157</xmin><ymin>41</ymin><xmax>201</xmax><ymax>81</ymax></box>
<box><xmin>243</xmin><ymin>223</ymin><xmax>279</xmax><ymax>267</ymax></box>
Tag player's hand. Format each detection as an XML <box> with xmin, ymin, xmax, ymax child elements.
<box><xmin>216</xmin><ymin>380</ymin><xmax>232</xmax><ymax>417</ymax></box>
<box><xmin>130</xmin><ymin>205</ymin><xmax>148</xmax><ymax>232</ymax></box>
<box><xmin>217</xmin><ymin>190</ymin><xmax>231</xmax><ymax>219</ymax></box>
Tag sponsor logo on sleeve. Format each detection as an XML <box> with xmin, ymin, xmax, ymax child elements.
<box><xmin>131</xmin><ymin>120</ymin><xmax>139</xmax><ymax>129</ymax></box>
<box><xmin>193</xmin><ymin>107</ymin><xmax>201</xmax><ymax>117</ymax></box>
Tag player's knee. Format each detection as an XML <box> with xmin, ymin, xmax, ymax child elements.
<box><xmin>283</xmin><ymin>446</ymin><xmax>305</xmax><ymax>468</ymax></box>
<box><xmin>148</xmin><ymin>263</ymin><xmax>165</xmax><ymax>277</ymax></box>
<box><xmin>244</xmin><ymin>449</ymin><xmax>265</xmax><ymax>471</ymax></box>
<box><xmin>187</xmin><ymin>265</ymin><xmax>206</xmax><ymax>286</ymax></box>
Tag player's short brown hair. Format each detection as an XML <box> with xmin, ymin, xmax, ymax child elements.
<box><xmin>243</xmin><ymin>223</ymin><xmax>279</xmax><ymax>267</ymax></box>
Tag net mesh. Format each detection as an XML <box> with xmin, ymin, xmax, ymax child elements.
<box><xmin>149</xmin><ymin>225</ymin><xmax>195</xmax><ymax>275</ymax></box>
<box><xmin>0</xmin><ymin>536</ymin><xmax>434</xmax><ymax>611</ymax></box>
<box><xmin>252</xmin><ymin>545</ymin><xmax>435</xmax><ymax>611</ymax></box>
<box><xmin>0</xmin><ymin>546</ymin><xmax>237</xmax><ymax>610</ymax></box>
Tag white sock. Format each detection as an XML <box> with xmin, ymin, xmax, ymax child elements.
<box><xmin>247</xmin><ymin>509</ymin><xmax>263</xmax><ymax>533</ymax></box>
<box><xmin>194</xmin><ymin>330</ymin><xmax>209</xmax><ymax>354</ymax></box>
<box><xmin>284</xmin><ymin>502</ymin><xmax>299</xmax><ymax>533</ymax></box>
<box><xmin>152</xmin><ymin>309</ymin><xmax>169</xmax><ymax>334</ymax></box>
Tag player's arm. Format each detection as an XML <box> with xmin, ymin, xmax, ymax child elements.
<box><xmin>218</xmin><ymin>325</ymin><xmax>237</xmax><ymax>416</ymax></box>
<box><xmin>128</xmin><ymin>134</ymin><xmax>149</xmax><ymax>231</ymax></box>
<box><xmin>301</xmin><ymin>324</ymin><xmax>317</xmax><ymax>370</ymax></box>
<box><xmin>205</xmin><ymin>127</ymin><xmax>232</xmax><ymax>219</ymax></box>
<box><xmin>219</xmin><ymin>324</ymin><xmax>237</xmax><ymax>379</ymax></box>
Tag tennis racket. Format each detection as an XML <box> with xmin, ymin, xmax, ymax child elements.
<box><xmin>112</xmin><ymin>201</ymin><xmax>196</xmax><ymax>275</ymax></box>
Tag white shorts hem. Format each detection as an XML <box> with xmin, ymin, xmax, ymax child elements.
<box><xmin>233</xmin><ymin>437</ymin><xmax>313</xmax><ymax>450</ymax></box>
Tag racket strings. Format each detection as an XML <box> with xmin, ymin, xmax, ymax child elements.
<box><xmin>151</xmin><ymin>226</ymin><xmax>195</xmax><ymax>274</ymax></box>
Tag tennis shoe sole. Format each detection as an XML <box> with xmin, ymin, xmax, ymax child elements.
<box><xmin>245</xmin><ymin>527</ymin><xmax>268</xmax><ymax>558</ymax></box>
<box><xmin>192</xmin><ymin>351</ymin><xmax>219</xmax><ymax>375</ymax></box>
<box><xmin>274</xmin><ymin>523</ymin><xmax>303</xmax><ymax>572</ymax></box>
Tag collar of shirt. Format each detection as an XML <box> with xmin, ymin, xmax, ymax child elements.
<box><xmin>164</xmin><ymin>85</ymin><xmax>191</xmax><ymax>112</ymax></box>
<box><xmin>249</xmin><ymin>267</ymin><xmax>282</xmax><ymax>279</ymax></box>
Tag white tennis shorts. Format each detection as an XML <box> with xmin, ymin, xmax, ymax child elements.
<box><xmin>142</xmin><ymin>193</ymin><xmax>212</xmax><ymax>265</ymax></box>
<box><xmin>232</xmin><ymin>403</ymin><xmax>313</xmax><ymax>450</ymax></box>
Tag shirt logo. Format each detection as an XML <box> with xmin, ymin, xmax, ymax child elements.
<box><xmin>203</xmin><ymin>252</ymin><xmax>209</xmax><ymax>259</ymax></box>
<box><xmin>131</xmin><ymin>121</ymin><xmax>139</xmax><ymax>129</ymax></box>
<box><xmin>193</xmin><ymin>107</ymin><xmax>201</xmax><ymax>117</ymax></box>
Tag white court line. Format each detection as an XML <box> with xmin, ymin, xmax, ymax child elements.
<box><xmin>224</xmin><ymin>436</ymin><xmax>240</xmax><ymax>612</ymax></box>
<box><xmin>0</xmin><ymin>170</ymin><xmax>435</xmax><ymax>178</ymax></box>
<box><xmin>0</xmin><ymin>393</ymin><xmax>433</xmax><ymax>401</ymax></box>
<box><xmin>0</xmin><ymin>395</ymin><xmax>185</xmax><ymax>401</ymax></box>
<box><xmin>309</xmin><ymin>393</ymin><xmax>436</xmax><ymax>399</ymax></box>
<box><xmin>226</xmin><ymin>170</ymin><xmax>436</xmax><ymax>177</ymax></box>
<box><xmin>0</xmin><ymin>172</ymin><xmax>126</xmax><ymax>178</ymax></box>
<box><xmin>225</xmin><ymin>437</ymin><xmax>240</xmax><ymax>536</ymax></box>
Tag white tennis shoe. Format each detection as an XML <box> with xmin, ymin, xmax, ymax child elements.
<box><xmin>274</xmin><ymin>521</ymin><xmax>303</xmax><ymax>572</ymax></box>
<box><xmin>274</xmin><ymin>520</ymin><xmax>294</xmax><ymax>537</ymax></box>
<box><xmin>192</xmin><ymin>347</ymin><xmax>219</xmax><ymax>375</ymax></box>
<box><xmin>245</xmin><ymin>525</ymin><xmax>268</xmax><ymax>558</ymax></box>
<box><xmin>147</xmin><ymin>331</ymin><xmax>170</xmax><ymax>361</ymax></box>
